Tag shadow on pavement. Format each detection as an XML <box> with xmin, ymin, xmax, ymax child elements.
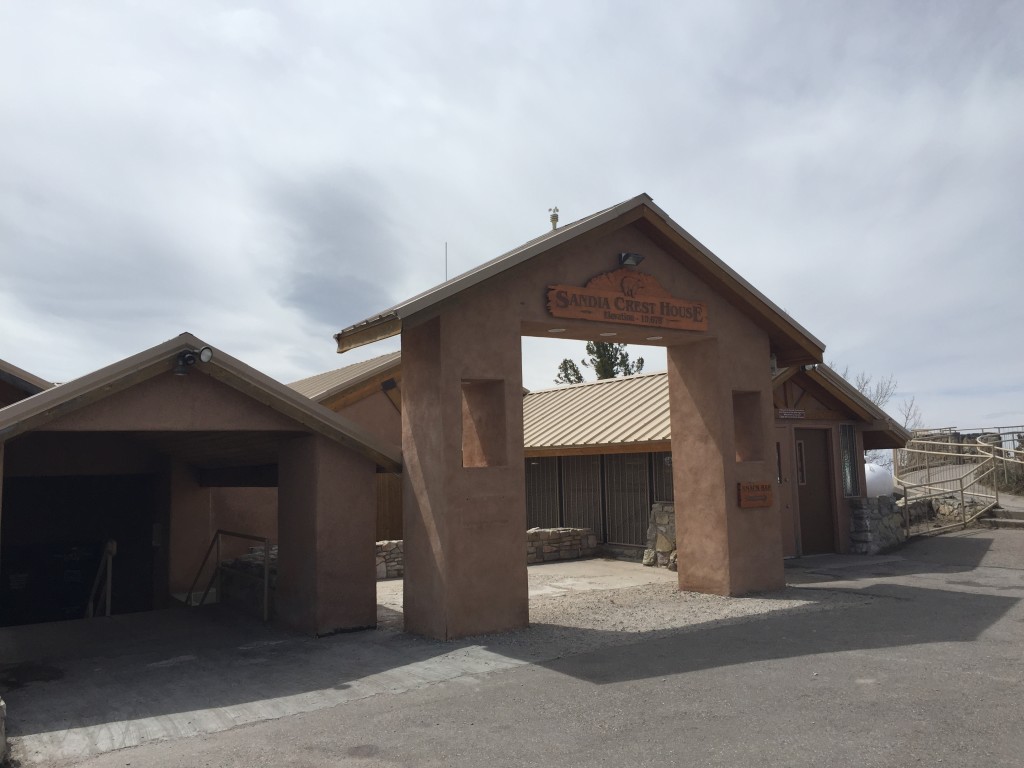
<box><xmin>511</xmin><ymin>581</ymin><xmax>1019</xmax><ymax>684</ymax></box>
<box><xmin>2</xmin><ymin>530</ymin><xmax>1021</xmax><ymax>750</ymax></box>
<box><xmin>784</xmin><ymin>528</ymin><xmax>998</xmax><ymax>585</ymax></box>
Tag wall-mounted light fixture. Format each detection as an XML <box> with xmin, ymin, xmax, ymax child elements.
<box><xmin>801</xmin><ymin>363</ymin><xmax>818</xmax><ymax>372</ymax></box>
<box><xmin>174</xmin><ymin>347</ymin><xmax>214</xmax><ymax>376</ymax></box>
<box><xmin>618</xmin><ymin>252</ymin><xmax>645</xmax><ymax>267</ymax></box>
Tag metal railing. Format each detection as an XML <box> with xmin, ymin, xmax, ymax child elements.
<box><xmin>185</xmin><ymin>529</ymin><xmax>271</xmax><ymax>622</ymax></box>
<box><xmin>895</xmin><ymin>426</ymin><xmax>1024</xmax><ymax>537</ymax></box>
<box><xmin>84</xmin><ymin>539</ymin><xmax>117</xmax><ymax>618</ymax></box>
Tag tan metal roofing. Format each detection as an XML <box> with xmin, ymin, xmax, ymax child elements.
<box><xmin>523</xmin><ymin>372</ymin><xmax>671</xmax><ymax>451</ymax></box>
<box><xmin>334</xmin><ymin>193</ymin><xmax>825</xmax><ymax>366</ymax></box>
<box><xmin>0</xmin><ymin>333</ymin><xmax>401</xmax><ymax>471</ymax></box>
<box><xmin>0</xmin><ymin>358</ymin><xmax>54</xmax><ymax>393</ymax></box>
<box><xmin>289</xmin><ymin>350</ymin><xmax>401</xmax><ymax>401</ymax></box>
<box><xmin>524</xmin><ymin>364</ymin><xmax>909</xmax><ymax>453</ymax></box>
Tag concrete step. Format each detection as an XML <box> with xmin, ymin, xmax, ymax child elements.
<box><xmin>977</xmin><ymin>517</ymin><xmax>1024</xmax><ymax>530</ymax></box>
<box><xmin>991</xmin><ymin>508</ymin><xmax>1024</xmax><ymax>520</ymax></box>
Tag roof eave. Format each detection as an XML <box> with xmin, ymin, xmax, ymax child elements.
<box><xmin>333</xmin><ymin>195</ymin><xmax>653</xmax><ymax>353</ymax></box>
<box><xmin>334</xmin><ymin>315</ymin><xmax>402</xmax><ymax>353</ymax></box>
<box><xmin>0</xmin><ymin>334</ymin><xmax>402</xmax><ymax>472</ymax></box>
<box><xmin>634</xmin><ymin>202</ymin><xmax>825</xmax><ymax>366</ymax></box>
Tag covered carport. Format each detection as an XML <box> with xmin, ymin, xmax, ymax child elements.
<box><xmin>0</xmin><ymin>333</ymin><xmax>400</xmax><ymax>636</ymax></box>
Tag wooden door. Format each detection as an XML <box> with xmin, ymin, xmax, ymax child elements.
<box><xmin>775</xmin><ymin>426</ymin><xmax>799</xmax><ymax>557</ymax></box>
<box><xmin>794</xmin><ymin>428</ymin><xmax>835</xmax><ymax>555</ymax></box>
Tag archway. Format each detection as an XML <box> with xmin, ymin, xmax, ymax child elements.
<box><xmin>336</xmin><ymin>195</ymin><xmax>824</xmax><ymax>640</ymax></box>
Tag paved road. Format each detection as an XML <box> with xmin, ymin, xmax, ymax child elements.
<box><xmin>5</xmin><ymin>531</ymin><xmax>1024</xmax><ymax>767</ymax></box>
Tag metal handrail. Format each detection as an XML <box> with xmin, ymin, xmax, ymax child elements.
<box><xmin>895</xmin><ymin>426</ymin><xmax>1024</xmax><ymax>538</ymax></box>
<box><xmin>185</xmin><ymin>529</ymin><xmax>271</xmax><ymax>622</ymax></box>
<box><xmin>84</xmin><ymin>539</ymin><xmax>117</xmax><ymax>619</ymax></box>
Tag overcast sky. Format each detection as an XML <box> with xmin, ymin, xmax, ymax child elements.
<box><xmin>2</xmin><ymin>1</ymin><xmax>1022</xmax><ymax>429</ymax></box>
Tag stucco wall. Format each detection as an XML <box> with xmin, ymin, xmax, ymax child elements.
<box><xmin>334</xmin><ymin>391</ymin><xmax>401</xmax><ymax>455</ymax></box>
<box><xmin>277</xmin><ymin>434</ymin><xmax>377</xmax><ymax>635</ymax></box>
<box><xmin>210</xmin><ymin>487</ymin><xmax>277</xmax><ymax>564</ymax></box>
<box><xmin>41</xmin><ymin>370</ymin><xmax>301</xmax><ymax>432</ymax></box>
<box><xmin>401</xmin><ymin>214</ymin><xmax>792</xmax><ymax>640</ymax></box>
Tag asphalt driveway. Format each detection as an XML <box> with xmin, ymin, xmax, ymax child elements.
<box><xmin>3</xmin><ymin>528</ymin><xmax>1023</xmax><ymax>767</ymax></box>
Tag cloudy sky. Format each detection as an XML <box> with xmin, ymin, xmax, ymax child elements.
<box><xmin>2</xmin><ymin>1</ymin><xmax>1022</xmax><ymax>428</ymax></box>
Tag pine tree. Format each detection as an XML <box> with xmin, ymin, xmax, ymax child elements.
<box><xmin>554</xmin><ymin>341</ymin><xmax>644</xmax><ymax>384</ymax></box>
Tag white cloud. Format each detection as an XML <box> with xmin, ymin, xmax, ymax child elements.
<box><xmin>1</xmin><ymin>1</ymin><xmax>1021</xmax><ymax>428</ymax></box>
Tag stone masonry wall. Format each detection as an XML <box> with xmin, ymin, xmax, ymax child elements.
<box><xmin>526</xmin><ymin>528</ymin><xmax>599</xmax><ymax>564</ymax></box>
<box><xmin>849</xmin><ymin>496</ymin><xmax>906</xmax><ymax>554</ymax></box>
<box><xmin>643</xmin><ymin>502</ymin><xmax>677</xmax><ymax>570</ymax></box>
<box><xmin>376</xmin><ymin>540</ymin><xmax>404</xmax><ymax>579</ymax></box>
<box><xmin>222</xmin><ymin>532</ymin><xmax>596</xmax><ymax>594</ymax></box>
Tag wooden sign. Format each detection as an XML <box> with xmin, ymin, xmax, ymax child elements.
<box><xmin>776</xmin><ymin>409</ymin><xmax>806</xmax><ymax>419</ymax></box>
<box><xmin>547</xmin><ymin>267</ymin><xmax>708</xmax><ymax>332</ymax></box>
<box><xmin>738</xmin><ymin>482</ymin><xmax>773</xmax><ymax>509</ymax></box>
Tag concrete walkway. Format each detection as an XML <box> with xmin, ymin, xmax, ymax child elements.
<box><xmin>3</xmin><ymin>533</ymin><xmax>1024</xmax><ymax>767</ymax></box>
<box><xmin>2</xmin><ymin>560</ymin><xmax>675</xmax><ymax>765</ymax></box>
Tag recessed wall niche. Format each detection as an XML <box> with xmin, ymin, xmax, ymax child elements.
<box><xmin>732</xmin><ymin>390</ymin><xmax>764</xmax><ymax>463</ymax></box>
<box><xmin>461</xmin><ymin>379</ymin><xmax>507</xmax><ymax>468</ymax></box>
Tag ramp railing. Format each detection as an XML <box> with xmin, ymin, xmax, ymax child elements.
<box><xmin>84</xmin><ymin>539</ymin><xmax>117</xmax><ymax>619</ymax></box>
<box><xmin>895</xmin><ymin>426</ymin><xmax>1024</xmax><ymax>537</ymax></box>
<box><xmin>185</xmin><ymin>529</ymin><xmax>271</xmax><ymax>622</ymax></box>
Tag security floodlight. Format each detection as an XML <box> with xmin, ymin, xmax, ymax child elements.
<box><xmin>174</xmin><ymin>347</ymin><xmax>214</xmax><ymax>375</ymax></box>
<box><xmin>619</xmin><ymin>252</ymin><xmax>645</xmax><ymax>267</ymax></box>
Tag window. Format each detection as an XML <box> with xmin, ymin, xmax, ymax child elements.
<box><xmin>839</xmin><ymin>424</ymin><xmax>861</xmax><ymax>497</ymax></box>
<box><xmin>796</xmin><ymin>440</ymin><xmax>807</xmax><ymax>485</ymax></box>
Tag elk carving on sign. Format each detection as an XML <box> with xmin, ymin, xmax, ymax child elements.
<box><xmin>584</xmin><ymin>268</ymin><xmax>672</xmax><ymax>299</ymax></box>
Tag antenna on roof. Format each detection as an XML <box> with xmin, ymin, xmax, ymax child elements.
<box><xmin>549</xmin><ymin>206</ymin><xmax>559</xmax><ymax>230</ymax></box>
<box><xmin>445</xmin><ymin>241</ymin><xmax>448</xmax><ymax>281</ymax></box>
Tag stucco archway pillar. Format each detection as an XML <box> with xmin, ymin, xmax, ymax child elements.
<box><xmin>668</xmin><ymin>339</ymin><xmax>785</xmax><ymax>595</ymax></box>
<box><xmin>401</xmin><ymin>312</ymin><xmax>529</xmax><ymax>641</ymax></box>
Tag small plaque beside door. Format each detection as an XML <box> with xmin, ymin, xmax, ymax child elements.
<box><xmin>738</xmin><ymin>482</ymin><xmax>773</xmax><ymax>509</ymax></box>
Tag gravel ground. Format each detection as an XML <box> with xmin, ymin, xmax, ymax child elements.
<box><xmin>486</xmin><ymin>581</ymin><xmax>872</xmax><ymax>659</ymax></box>
<box><xmin>379</xmin><ymin>562</ymin><xmax>873</xmax><ymax>662</ymax></box>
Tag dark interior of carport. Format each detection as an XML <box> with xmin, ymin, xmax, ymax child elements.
<box><xmin>0</xmin><ymin>429</ymin><xmax>286</xmax><ymax>627</ymax></box>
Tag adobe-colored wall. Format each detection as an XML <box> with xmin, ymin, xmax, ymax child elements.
<box><xmin>277</xmin><ymin>434</ymin><xmax>376</xmax><ymax>635</ymax></box>
<box><xmin>402</xmin><ymin>310</ymin><xmax>529</xmax><ymax>640</ymax></box>
<box><xmin>335</xmin><ymin>392</ymin><xmax>401</xmax><ymax>456</ymax></box>
<box><xmin>210</xmin><ymin>487</ymin><xmax>277</xmax><ymax>563</ymax></box>
<box><xmin>401</xmin><ymin>216</ymin><xmax>788</xmax><ymax>639</ymax></box>
<box><xmin>168</xmin><ymin>460</ymin><xmax>214</xmax><ymax>595</ymax></box>
<box><xmin>43</xmin><ymin>370</ymin><xmax>301</xmax><ymax>432</ymax></box>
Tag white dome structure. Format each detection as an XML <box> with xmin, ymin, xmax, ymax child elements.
<box><xmin>865</xmin><ymin>463</ymin><xmax>895</xmax><ymax>497</ymax></box>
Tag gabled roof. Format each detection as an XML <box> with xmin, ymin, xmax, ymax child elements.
<box><xmin>0</xmin><ymin>358</ymin><xmax>54</xmax><ymax>396</ymax></box>
<box><xmin>801</xmin><ymin>364</ymin><xmax>911</xmax><ymax>448</ymax></box>
<box><xmin>773</xmin><ymin>364</ymin><xmax>911</xmax><ymax>448</ymax></box>
<box><xmin>289</xmin><ymin>350</ymin><xmax>401</xmax><ymax>402</ymax></box>
<box><xmin>334</xmin><ymin>194</ymin><xmax>825</xmax><ymax>366</ymax></box>
<box><xmin>0</xmin><ymin>333</ymin><xmax>401</xmax><ymax>471</ymax></box>
<box><xmin>523</xmin><ymin>372</ymin><xmax>670</xmax><ymax>455</ymax></box>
